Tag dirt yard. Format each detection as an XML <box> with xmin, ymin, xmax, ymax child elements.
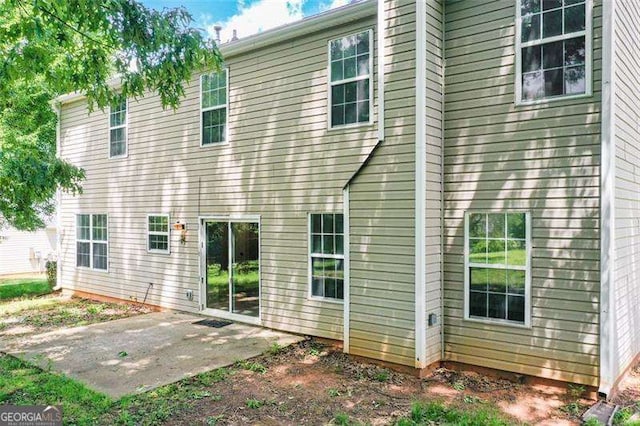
<box><xmin>0</xmin><ymin>292</ymin><xmax>152</xmax><ymax>338</ymax></box>
<box><xmin>2</xmin><ymin>294</ymin><xmax>636</xmax><ymax>425</ymax></box>
<box><xmin>166</xmin><ymin>339</ymin><xmax>594</xmax><ymax>425</ymax></box>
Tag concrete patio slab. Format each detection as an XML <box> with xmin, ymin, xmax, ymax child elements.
<box><xmin>1</xmin><ymin>311</ymin><xmax>303</xmax><ymax>398</ymax></box>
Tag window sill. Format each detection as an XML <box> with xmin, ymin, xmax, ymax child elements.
<box><xmin>515</xmin><ymin>92</ymin><xmax>592</xmax><ymax>107</ymax></box>
<box><xmin>308</xmin><ymin>296</ymin><xmax>344</xmax><ymax>305</ymax></box>
<box><xmin>147</xmin><ymin>249</ymin><xmax>171</xmax><ymax>255</ymax></box>
<box><xmin>75</xmin><ymin>266</ymin><xmax>109</xmax><ymax>273</ymax></box>
<box><xmin>108</xmin><ymin>154</ymin><xmax>128</xmax><ymax>160</ymax></box>
<box><xmin>327</xmin><ymin>121</ymin><xmax>375</xmax><ymax>132</ymax></box>
<box><xmin>463</xmin><ymin>315</ymin><xmax>531</xmax><ymax>329</ymax></box>
<box><xmin>200</xmin><ymin>141</ymin><xmax>229</xmax><ymax>148</ymax></box>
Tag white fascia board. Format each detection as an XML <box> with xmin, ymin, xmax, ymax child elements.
<box><xmin>54</xmin><ymin>1</ymin><xmax>376</xmax><ymax>105</ymax></box>
<box><xmin>599</xmin><ymin>0</ymin><xmax>616</xmax><ymax>398</ymax></box>
<box><xmin>414</xmin><ymin>0</ymin><xmax>428</xmax><ymax>369</ymax></box>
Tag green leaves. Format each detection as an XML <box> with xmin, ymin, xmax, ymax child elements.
<box><xmin>0</xmin><ymin>0</ymin><xmax>222</xmax><ymax>230</ymax></box>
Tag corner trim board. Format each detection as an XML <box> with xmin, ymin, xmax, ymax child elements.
<box><xmin>414</xmin><ymin>0</ymin><xmax>428</xmax><ymax>368</ymax></box>
<box><xmin>377</xmin><ymin>0</ymin><xmax>385</xmax><ymax>142</ymax></box>
<box><xmin>599</xmin><ymin>0</ymin><xmax>616</xmax><ymax>398</ymax></box>
<box><xmin>55</xmin><ymin>102</ymin><xmax>62</xmax><ymax>289</ymax></box>
<box><xmin>343</xmin><ymin>187</ymin><xmax>351</xmax><ymax>353</ymax></box>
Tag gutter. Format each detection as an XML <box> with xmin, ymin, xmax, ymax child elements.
<box><xmin>599</xmin><ymin>0</ymin><xmax>616</xmax><ymax>398</ymax></box>
<box><xmin>54</xmin><ymin>0</ymin><xmax>376</xmax><ymax>105</ymax></box>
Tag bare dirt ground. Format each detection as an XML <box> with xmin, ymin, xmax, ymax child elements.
<box><xmin>168</xmin><ymin>339</ymin><xmax>592</xmax><ymax>426</ymax></box>
<box><xmin>613</xmin><ymin>362</ymin><xmax>640</xmax><ymax>422</ymax></box>
<box><xmin>0</xmin><ymin>293</ymin><xmax>152</xmax><ymax>338</ymax></box>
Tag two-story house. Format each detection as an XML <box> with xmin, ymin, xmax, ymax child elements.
<box><xmin>55</xmin><ymin>0</ymin><xmax>640</xmax><ymax>398</ymax></box>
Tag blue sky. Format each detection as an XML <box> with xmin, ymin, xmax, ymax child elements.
<box><xmin>140</xmin><ymin>0</ymin><xmax>350</xmax><ymax>43</ymax></box>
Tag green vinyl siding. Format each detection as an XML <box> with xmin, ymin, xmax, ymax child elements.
<box><xmin>58</xmin><ymin>14</ymin><xmax>378</xmax><ymax>341</ymax></box>
<box><xmin>443</xmin><ymin>0</ymin><xmax>602</xmax><ymax>386</ymax></box>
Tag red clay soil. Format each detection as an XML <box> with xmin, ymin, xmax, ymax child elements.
<box><xmin>168</xmin><ymin>340</ymin><xmax>590</xmax><ymax>425</ymax></box>
<box><xmin>613</xmin><ymin>362</ymin><xmax>640</xmax><ymax>413</ymax></box>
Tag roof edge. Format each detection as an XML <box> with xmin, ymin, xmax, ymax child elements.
<box><xmin>221</xmin><ymin>0</ymin><xmax>375</xmax><ymax>58</ymax></box>
<box><xmin>55</xmin><ymin>0</ymin><xmax>375</xmax><ymax>105</ymax></box>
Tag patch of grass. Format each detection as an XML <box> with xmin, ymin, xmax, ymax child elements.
<box><xmin>560</xmin><ymin>401</ymin><xmax>587</xmax><ymax>416</ymax></box>
<box><xmin>0</xmin><ymin>297</ymin><xmax>147</xmax><ymax>332</ymax></box>
<box><xmin>235</xmin><ymin>360</ymin><xmax>267</xmax><ymax>374</ymax></box>
<box><xmin>267</xmin><ymin>342</ymin><xmax>285</xmax><ymax>356</ymax></box>
<box><xmin>583</xmin><ymin>418</ymin><xmax>604</xmax><ymax>426</ymax></box>
<box><xmin>560</xmin><ymin>383</ymin><xmax>588</xmax><ymax>417</ymax></box>
<box><xmin>395</xmin><ymin>401</ymin><xmax>514</xmax><ymax>426</ymax></box>
<box><xmin>333</xmin><ymin>412</ymin><xmax>353</xmax><ymax>425</ymax></box>
<box><xmin>0</xmin><ymin>296</ymin><xmax>60</xmax><ymax>317</ymax></box>
<box><xmin>0</xmin><ymin>353</ymin><xmax>236</xmax><ymax>425</ymax></box>
<box><xmin>614</xmin><ymin>406</ymin><xmax>640</xmax><ymax>426</ymax></box>
<box><xmin>452</xmin><ymin>380</ymin><xmax>465</xmax><ymax>391</ymax></box>
<box><xmin>86</xmin><ymin>304</ymin><xmax>105</xmax><ymax>315</ymax></box>
<box><xmin>0</xmin><ymin>278</ymin><xmax>51</xmax><ymax>300</ymax></box>
<box><xmin>0</xmin><ymin>355</ymin><xmax>113</xmax><ymax>424</ymax></box>
<box><xmin>206</xmin><ymin>414</ymin><xmax>225</xmax><ymax>425</ymax></box>
<box><xmin>246</xmin><ymin>398</ymin><xmax>263</xmax><ymax>409</ymax></box>
<box><xmin>328</xmin><ymin>388</ymin><xmax>341</xmax><ymax>397</ymax></box>
<box><xmin>374</xmin><ymin>370</ymin><xmax>390</xmax><ymax>382</ymax></box>
<box><xmin>463</xmin><ymin>395</ymin><xmax>483</xmax><ymax>404</ymax></box>
<box><xmin>567</xmin><ymin>383</ymin><xmax>586</xmax><ymax>399</ymax></box>
<box><xmin>193</xmin><ymin>367</ymin><xmax>230</xmax><ymax>386</ymax></box>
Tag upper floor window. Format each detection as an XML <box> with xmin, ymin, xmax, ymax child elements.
<box><xmin>109</xmin><ymin>95</ymin><xmax>127</xmax><ymax>158</ymax></box>
<box><xmin>148</xmin><ymin>214</ymin><xmax>170</xmax><ymax>254</ymax></box>
<box><xmin>329</xmin><ymin>30</ymin><xmax>373</xmax><ymax>128</ymax></box>
<box><xmin>76</xmin><ymin>214</ymin><xmax>108</xmax><ymax>271</ymax></box>
<box><xmin>516</xmin><ymin>0</ymin><xmax>591</xmax><ymax>103</ymax></box>
<box><xmin>465</xmin><ymin>212</ymin><xmax>530</xmax><ymax>326</ymax></box>
<box><xmin>309</xmin><ymin>213</ymin><xmax>344</xmax><ymax>301</ymax></box>
<box><xmin>201</xmin><ymin>70</ymin><xmax>228</xmax><ymax>145</ymax></box>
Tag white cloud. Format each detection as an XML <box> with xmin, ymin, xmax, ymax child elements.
<box><xmin>207</xmin><ymin>0</ymin><xmax>355</xmax><ymax>44</ymax></box>
<box><xmin>207</xmin><ymin>0</ymin><xmax>304</xmax><ymax>44</ymax></box>
<box><xmin>317</xmin><ymin>0</ymin><xmax>350</xmax><ymax>13</ymax></box>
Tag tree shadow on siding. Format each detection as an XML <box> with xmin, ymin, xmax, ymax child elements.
<box><xmin>442</xmin><ymin>0</ymin><xmax>602</xmax><ymax>385</ymax></box>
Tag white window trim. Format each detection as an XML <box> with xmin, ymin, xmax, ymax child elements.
<box><xmin>327</xmin><ymin>29</ymin><xmax>374</xmax><ymax>131</ymax></box>
<box><xmin>463</xmin><ymin>211</ymin><xmax>532</xmax><ymax>328</ymax></box>
<box><xmin>75</xmin><ymin>213</ymin><xmax>109</xmax><ymax>273</ymax></box>
<box><xmin>308</xmin><ymin>213</ymin><xmax>345</xmax><ymax>304</ymax></box>
<box><xmin>108</xmin><ymin>96</ymin><xmax>128</xmax><ymax>159</ymax></box>
<box><xmin>147</xmin><ymin>214</ymin><xmax>171</xmax><ymax>255</ymax></box>
<box><xmin>199</xmin><ymin>68</ymin><xmax>229</xmax><ymax>147</ymax></box>
<box><xmin>514</xmin><ymin>0</ymin><xmax>593</xmax><ymax>106</ymax></box>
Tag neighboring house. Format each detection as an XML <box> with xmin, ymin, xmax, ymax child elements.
<box><xmin>54</xmin><ymin>0</ymin><xmax>640</xmax><ymax>398</ymax></box>
<box><xmin>0</xmin><ymin>222</ymin><xmax>57</xmax><ymax>275</ymax></box>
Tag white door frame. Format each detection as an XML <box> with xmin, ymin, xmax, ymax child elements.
<box><xmin>199</xmin><ymin>215</ymin><xmax>262</xmax><ymax>326</ymax></box>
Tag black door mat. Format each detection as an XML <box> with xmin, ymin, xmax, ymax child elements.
<box><xmin>193</xmin><ymin>319</ymin><xmax>233</xmax><ymax>328</ymax></box>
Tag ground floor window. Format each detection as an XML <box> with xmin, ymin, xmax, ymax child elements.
<box><xmin>309</xmin><ymin>213</ymin><xmax>344</xmax><ymax>300</ymax></box>
<box><xmin>76</xmin><ymin>214</ymin><xmax>108</xmax><ymax>271</ymax></box>
<box><xmin>465</xmin><ymin>212</ymin><xmax>530</xmax><ymax>325</ymax></box>
<box><xmin>148</xmin><ymin>214</ymin><xmax>170</xmax><ymax>253</ymax></box>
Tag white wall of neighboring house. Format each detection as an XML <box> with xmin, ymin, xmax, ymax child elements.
<box><xmin>0</xmin><ymin>224</ymin><xmax>57</xmax><ymax>276</ymax></box>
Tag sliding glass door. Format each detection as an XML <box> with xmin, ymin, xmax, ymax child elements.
<box><xmin>203</xmin><ymin>219</ymin><xmax>260</xmax><ymax>318</ymax></box>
